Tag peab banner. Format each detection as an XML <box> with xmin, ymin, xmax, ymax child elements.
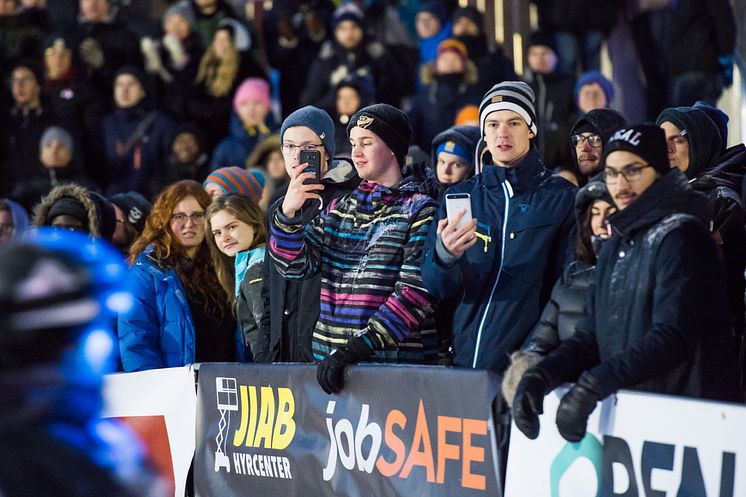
<box><xmin>505</xmin><ymin>388</ymin><xmax>746</xmax><ymax>497</ymax></box>
<box><xmin>194</xmin><ymin>363</ymin><xmax>502</xmax><ymax>497</ymax></box>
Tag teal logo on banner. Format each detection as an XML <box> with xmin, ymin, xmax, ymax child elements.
<box><xmin>550</xmin><ymin>434</ymin><xmax>602</xmax><ymax>497</ymax></box>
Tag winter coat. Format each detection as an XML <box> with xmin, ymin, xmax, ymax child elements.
<box><xmin>268</xmin><ymin>168</ymin><xmax>439</xmax><ymax>364</ymax></box>
<box><xmin>532</xmin><ymin>0</ymin><xmax>619</xmax><ymax>34</ymax></box>
<box><xmin>526</xmin><ymin>70</ymin><xmax>576</xmax><ymax>170</ymax></box>
<box><xmin>301</xmin><ymin>38</ymin><xmax>401</xmax><ymax>112</ymax></box>
<box><xmin>30</xmin><ymin>183</ymin><xmax>110</xmax><ymax>236</ymax></box>
<box><xmin>540</xmin><ymin>170</ymin><xmax>740</xmax><ymax>401</ymax></box>
<box><xmin>0</xmin><ymin>106</ymin><xmax>57</xmax><ymax>200</ymax></box>
<box><xmin>235</xmin><ymin>246</ymin><xmax>266</xmax><ymax>358</ymax></box>
<box><xmin>455</xmin><ymin>33</ymin><xmax>517</xmax><ymax>95</ymax></box>
<box><xmin>262</xmin><ymin>1</ymin><xmax>335</xmax><ymax>116</ymax></box>
<box><xmin>523</xmin><ymin>260</ymin><xmax>594</xmax><ymax>355</ymax></box>
<box><xmin>690</xmin><ymin>143</ymin><xmax>746</xmax><ymax>338</ymax></box>
<box><xmin>409</xmin><ymin>66</ymin><xmax>483</xmax><ymax>151</ymax></box>
<box><xmin>667</xmin><ymin>0</ymin><xmax>736</xmax><ymax>76</ymax></box>
<box><xmin>118</xmin><ymin>248</ymin><xmax>198</xmax><ymax>372</ymax></box>
<box><xmin>11</xmin><ymin>161</ymin><xmax>95</xmax><ymax>211</ymax></box>
<box><xmin>210</xmin><ymin>113</ymin><xmax>276</xmax><ymax>170</ymax></box>
<box><xmin>421</xmin><ymin>145</ymin><xmax>577</xmax><ymax>372</ymax></box>
<box><xmin>256</xmin><ymin>160</ymin><xmax>361</xmax><ymax>363</ymax></box>
<box><xmin>101</xmin><ymin>106</ymin><xmax>175</xmax><ymax>198</ymax></box>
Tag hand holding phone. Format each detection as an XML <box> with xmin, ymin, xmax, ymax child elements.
<box><xmin>445</xmin><ymin>193</ymin><xmax>473</xmax><ymax>231</ymax></box>
<box><xmin>299</xmin><ymin>150</ymin><xmax>322</xmax><ymax>186</ymax></box>
<box><xmin>440</xmin><ymin>193</ymin><xmax>477</xmax><ymax>258</ymax></box>
<box><xmin>280</xmin><ymin>150</ymin><xmax>325</xmax><ymax>217</ymax></box>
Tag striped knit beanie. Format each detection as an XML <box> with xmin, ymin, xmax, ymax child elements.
<box><xmin>479</xmin><ymin>81</ymin><xmax>537</xmax><ymax>136</ymax></box>
<box><xmin>204</xmin><ymin>167</ymin><xmax>265</xmax><ymax>204</ymax></box>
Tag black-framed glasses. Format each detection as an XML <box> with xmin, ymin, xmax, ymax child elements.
<box><xmin>281</xmin><ymin>143</ymin><xmax>324</xmax><ymax>154</ymax></box>
<box><xmin>571</xmin><ymin>134</ymin><xmax>603</xmax><ymax>147</ymax></box>
<box><xmin>604</xmin><ymin>163</ymin><xmax>653</xmax><ymax>184</ymax></box>
<box><xmin>171</xmin><ymin>212</ymin><xmax>206</xmax><ymax>224</ymax></box>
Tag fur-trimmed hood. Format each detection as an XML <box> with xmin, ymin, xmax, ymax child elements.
<box><xmin>420</xmin><ymin>60</ymin><xmax>479</xmax><ymax>86</ymax></box>
<box><xmin>32</xmin><ymin>183</ymin><xmax>116</xmax><ymax>240</ymax></box>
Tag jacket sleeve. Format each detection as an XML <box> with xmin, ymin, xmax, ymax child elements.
<box><xmin>587</xmin><ymin>221</ymin><xmax>726</xmax><ymax>398</ymax></box>
<box><xmin>359</xmin><ymin>203</ymin><xmax>439</xmax><ymax>349</ymax></box>
<box><xmin>237</xmin><ymin>260</ymin><xmax>266</xmax><ymax>359</ymax></box>
<box><xmin>117</xmin><ymin>262</ymin><xmax>166</xmax><ymax>372</ymax></box>
<box><xmin>268</xmin><ymin>203</ymin><xmax>325</xmax><ymax>280</ymax></box>
<box><xmin>420</xmin><ymin>196</ymin><xmax>464</xmax><ymax>300</ymax></box>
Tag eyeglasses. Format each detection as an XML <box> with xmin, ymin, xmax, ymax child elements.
<box><xmin>571</xmin><ymin>134</ymin><xmax>603</xmax><ymax>148</ymax></box>
<box><xmin>281</xmin><ymin>143</ymin><xmax>324</xmax><ymax>154</ymax></box>
<box><xmin>171</xmin><ymin>212</ymin><xmax>206</xmax><ymax>224</ymax></box>
<box><xmin>604</xmin><ymin>163</ymin><xmax>653</xmax><ymax>184</ymax></box>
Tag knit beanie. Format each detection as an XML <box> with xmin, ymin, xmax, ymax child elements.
<box><xmin>419</xmin><ymin>0</ymin><xmax>448</xmax><ymax>25</ymax></box>
<box><xmin>437</xmin><ymin>38</ymin><xmax>468</xmax><ymax>61</ymax></box>
<box><xmin>602</xmin><ymin>124</ymin><xmax>670</xmax><ymax>174</ymax></box>
<box><xmin>332</xmin><ymin>3</ymin><xmax>364</xmax><ymax>30</ymax></box>
<box><xmin>280</xmin><ymin>106</ymin><xmax>335</xmax><ymax>159</ymax></box>
<box><xmin>40</xmin><ymin>126</ymin><xmax>74</xmax><ymax>155</ymax></box>
<box><xmin>452</xmin><ymin>6</ymin><xmax>484</xmax><ymax>30</ymax></box>
<box><xmin>109</xmin><ymin>191</ymin><xmax>152</xmax><ymax>233</ymax></box>
<box><xmin>571</xmin><ymin>108</ymin><xmax>627</xmax><ymax>143</ymax></box>
<box><xmin>233</xmin><ymin>78</ymin><xmax>271</xmax><ymax>114</ymax></box>
<box><xmin>479</xmin><ymin>81</ymin><xmax>537</xmax><ymax>136</ymax></box>
<box><xmin>114</xmin><ymin>65</ymin><xmax>146</xmax><ymax>89</ymax></box>
<box><xmin>575</xmin><ymin>70</ymin><xmax>615</xmax><ymax>106</ymax></box>
<box><xmin>89</xmin><ymin>192</ymin><xmax>117</xmax><ymax>241</ymax></box>
<box><xmin>204</xmin><ymin>167</ymin><xmax>265</xmax><ymax>204</ymax></box>
<box><xmin>162</xmin><ymin>2</ymin><xmax>195</xmax><ymax>30</ymax></box>
<box><xmin>347</xmin><ymin>103</ymin><xmax>413</xmax><ymax>167</ymax></box>
<box><xmin>693</xmin><ymin>100</ymin><xmax>729</xmax><ymax>152</ymax></box>
<box><xmin>431</xmin><ymin>124</ymin><xmax>480</xmax><ymax>171</ymax></box>
<box><xmin>656</xmin><ymin>107</ymin><xmax>722</xmax><ymax>178</ymax></box>
<box><xmin>527</xmin><ymin>30</ymin><xmax>556</xmax><ymax>53</ymax></box>
<box><xmin>455</xmin><ymin>105</ymin><xmax>479</xmax><ymax>126</ymax></box>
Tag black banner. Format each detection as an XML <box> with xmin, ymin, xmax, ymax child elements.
<box><xmin>194</xmin><ymin>363</ymin><xmax>502</xmax><ymax>497</ymax></box>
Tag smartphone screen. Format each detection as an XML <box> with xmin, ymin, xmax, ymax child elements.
<box><xmin>445</xmin><ymin>193</ymin><xmax>473</xmax><ymax>231</ymax></box>
<box><xmin>299</xmin><ymin>150</ymin><xmax>321</xmax><ymax>186</ymax></box>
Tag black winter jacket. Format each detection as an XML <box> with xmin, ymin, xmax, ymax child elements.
<box><xmin>254</xmin><ymin>160</ymin><xmax>360</xmax><ymax>363</ymax></box>
<box><xmin>540</xmin><ymin>170</ymin><xmax>740</xmax><ymax>401</ymax></box>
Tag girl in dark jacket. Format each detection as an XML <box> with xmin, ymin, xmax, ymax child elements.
<box><xmin>206</xmin><ymin>193</ymin><xmax>268</xmax><ymax>360</ymax></box>
<box><xmin>502</xmin><ymin>179</ymin><xmax>616</xmax><ymax>406</ymax></box>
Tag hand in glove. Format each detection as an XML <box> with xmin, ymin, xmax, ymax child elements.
<box><xmin>140</xmin><ymin>37</ymin><xmax>162</xmax><ymax>73</ymax></box>
<box><xmin>719</xmin><ymin>55</ymin><xmax>734</xmax><ymax>88</ymax></box>
<box><xmin>511</xmin><ymin>367</ymin><xmax>552</xmax><ymax>439</ymax></box>
<box><xmin>79</xmin><ymin>38</ymin><xmax>104</xmax><ymax>69</ymax></box>
<box><xmin>555</xmin><ymin>372</ymin><xmax>602</xmax><ymax>443</ymax></box>
<box><xmin>163</xmin><ymin>34</ymin><xmax>187</xmax><ymax>68</ymax></box>
<box><xmin>317</xmin><ymin>336</ymin><xmax>373</xmax><ymax>394</ymax></box>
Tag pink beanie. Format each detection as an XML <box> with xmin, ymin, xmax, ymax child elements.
<box><xmin>233</xmin><ymin>78</ymin><xmax>271</xmax><ymax>114</ymax></box>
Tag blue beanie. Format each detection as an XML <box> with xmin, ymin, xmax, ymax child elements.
<box><xmin>280</xmin><ymin>106</ymin><xmax>336</xmax><ymax>159</ymax></box>
<box><xmin>419</xmin><ymin>0</ymin><xmax>448</xmax><ymax>25</ymax></box>
<box><xmin>575</xmin><ymin>71</ymin><xmax>614</xmax><ymax>106</ymax></box>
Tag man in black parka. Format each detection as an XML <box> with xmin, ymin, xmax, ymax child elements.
<box><xmin>512</xmin><ymin>124</ymin><xmax>740</xmax><ymax>444</ymax></box>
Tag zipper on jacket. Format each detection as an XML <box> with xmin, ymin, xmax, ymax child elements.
<box><xmin>472</xmin><ymin>180</ymin><xmax>511</xmax><ymax>368</ymax></box>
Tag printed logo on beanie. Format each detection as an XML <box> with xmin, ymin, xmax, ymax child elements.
<box><xmin>445</xmin><ymin>141</ymin><xmax>456</xmax><ymax>152</ymax></box>
<box><xmin>610</xmin><ymin>128</ymin><xmax>642</xmax><ymax>146</ymax></box>
<box><xmin>128</xmin><ymin>206</ymin><xmax>143</xmax><ymax>224</ymax></box>
<box><xmin>357</xmin><ymin>115</ymin><xmax>374</xmax><ymax>129</ymax></box>
<box><xmin>319</xmin><ymin>132</ymin><xmax>326</xmax><ymax>140</ymax></box>
<box><xmin>491</xmin><ymin>96</ymin><xmax>503</xmax><ymax>103</ymax></box>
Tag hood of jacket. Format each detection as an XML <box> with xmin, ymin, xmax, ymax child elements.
<box><xmin>690</xmin><ymin>143</ymin><xmax>746</xmax><ymax>193</ymax></box>
<box><xmin>569</xmin><ymin>108</ymin><xmax>627</xmax><ymax>170</ymax></box>
<box><xmin>609</xmin><ymin>169</ymin><xmax>713</xmax><ymax>238</ymax></box>
<box><xmin>32</xmin><ymin>183</ymin><xmax>114</xmax><ymax>238</ymax></box>
<box><xmin>656</xmin><ymin>107</ymin><xmax>722</xmax><ymax>179</ymax></box>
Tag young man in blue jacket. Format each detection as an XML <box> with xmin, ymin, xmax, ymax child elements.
<box><xmin>421</xmin><ymin>81</ymin><xmax>577</xmax><ymax>373</ymax></box>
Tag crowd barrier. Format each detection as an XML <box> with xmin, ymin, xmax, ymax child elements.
<box><xmin>102</xmin><ymin>364</ymin><xmax>746</xmax><ymax>497</ymax></box>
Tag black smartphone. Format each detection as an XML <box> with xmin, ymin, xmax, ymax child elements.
<box><xmin>299</xmin><ymin>150</ymin><xmax>321</xmax><ymax>186</ymax></box>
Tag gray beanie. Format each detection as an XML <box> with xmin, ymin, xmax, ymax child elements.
<box><xmin>39</xmin><ymin>127</ymin><xmax>74</xmax><ymax>155</ymax></box>
<box><xmin>280</xmin><ymin>106</ymin><xmax>335</xmax><ymax>158</ymax></box>
<box><xmin>162</xmin><ymin>2</ymin><xmax>196</xmax><ymax>29</ymax></box>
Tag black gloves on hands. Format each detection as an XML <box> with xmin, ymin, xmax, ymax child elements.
<box><xmin>512</xmin><ymin>367</ymin><xmax>552</xmax><ymax>439</ymax></box>
<box><xmin>317</xmin><ymin>336</ymin><xmax>373</xmax><ymax>394</ymax></box>
<box><xmin>556</xmin><ymin>372</ymin><xmax>602</xmax><ymax>443</ymax></box>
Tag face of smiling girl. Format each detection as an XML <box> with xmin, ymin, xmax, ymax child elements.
<box><xmin>209</xmin><ymin>209</ymin><xmax>255</xmax><ymax>257</ymax></box>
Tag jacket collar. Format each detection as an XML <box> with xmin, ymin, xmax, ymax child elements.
<box><xmin>481</xmin><ymin>145</ymin><xmax>549</xmax><ymax>194</ymax></box>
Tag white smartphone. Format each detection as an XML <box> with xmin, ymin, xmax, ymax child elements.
<box><xmin>445</xmin><ymin>193</ymin><xmax>473</xmax><ymax>231</ymax></box>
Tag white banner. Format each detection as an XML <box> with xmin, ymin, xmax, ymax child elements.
<box><xmin>505</xmin><ymin>388</ymin><xmax>746</xmax><ymax>497</ymax></box>
<box><xmin>103</xmin><ymin>366</ymin><xmax>197</xmax><ymax>497</ymax></box>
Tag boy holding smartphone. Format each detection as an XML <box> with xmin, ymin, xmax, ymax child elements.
<box><xmin>421</xmin><ymin>81</ymin><xmax>577</xmax><ymax>374</ymax></box>
<box><xmin>269</xmin><ymin>104</ymin><xmax>439</xmax><ymax>394</ymax></box>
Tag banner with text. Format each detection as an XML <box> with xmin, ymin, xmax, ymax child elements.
<box><xmin>505</xmin><ymin>388</ymin><xmax>746</xmax><ymax>497</ymax></box>
<box><xmin>103</xmin><ymin>366</ymin><xmax>197</xmax><ymax>497</ymax></box>
<box><xmin>194</xmin><ymin>363</ymin><xmax>502</xmax><ymax>497</ymax></box>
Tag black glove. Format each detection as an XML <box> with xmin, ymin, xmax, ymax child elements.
<box><xmin>512</xmin><ymin>367</ymin><xmax>552</xmax><ymax>439</ymax></box>
<box><xmin>556</xmin><ymin>371</ymin><xmax>602</xmax><ymax>442</ymax></box>
<box><xmin>317</xmin><ymin>336</ymin><xmax>372</xmax><ymax>394</ymax></box>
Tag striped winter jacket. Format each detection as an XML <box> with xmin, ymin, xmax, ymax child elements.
<box><xmin>269</xmin><ymin>176</ymin><xmax>439</xmax><ymax>364</ymax></box>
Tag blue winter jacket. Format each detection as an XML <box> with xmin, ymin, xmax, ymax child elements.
<box><xmin>210</xmin><ymin>113</ymin><xmax>276</xmax><ymax>171</ymax></box>
<box><xmin>421</xmin><ymin>146</ymin><xmax>577</xmax><ymax>372</ymax></box>
<box><xmin>118</xmin><ymin>248</ymin><xmax>196</xmax><ymax>372</ymax></box>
